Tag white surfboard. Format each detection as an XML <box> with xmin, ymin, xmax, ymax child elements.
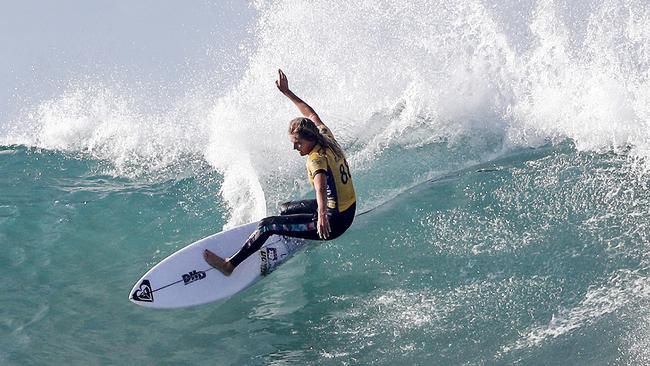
<box><xmin>129</xmin><ymin>222</ymin><xmax>307</xmax><ymax>309</ymax></box>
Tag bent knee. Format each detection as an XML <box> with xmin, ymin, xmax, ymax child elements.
<box><xmin>258</xmin><ymin>217</ymin><xmax>275</xmax><ymax>228</ymax></box>
<box><xmin>279</xmin><ymin>202</ymin><xmax>292</xmax><ymax>215</ymax></box>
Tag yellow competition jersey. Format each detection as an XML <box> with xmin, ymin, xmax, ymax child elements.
<box><xmin>306</xmin><ymin>126</ymin><xmax>356</xmax><ymax>212</ymax></box>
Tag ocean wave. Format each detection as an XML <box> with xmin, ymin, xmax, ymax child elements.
<box><xmin>2</xmin><ymin>0</ymin><xmax>649</xmax><ymax>225</ymax></box>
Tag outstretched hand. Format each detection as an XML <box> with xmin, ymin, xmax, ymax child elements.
<box><xmin>275</xmin><ymin>69</ymin><xmax>290</xmax><ymax>94</ymax></box>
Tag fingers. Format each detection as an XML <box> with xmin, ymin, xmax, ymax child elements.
<box><xmin>318</xmin><ymin>228</ymin><xmax>329</xmax><ymax>240</ymax></box>
<box><xmin>276</xmin><ymin>69</ymin><xmax>287</xmax><ymax>91</ymax></box>
<box><xmin>277</xmin><ymin>69</ymin><xmax>287</xmax><ymax>84</ymax></box>
<box><xmin>325</xmin><ymin>220</ymin><xmax>330</xmax><ymax>239</ymax></box>
<box><xmin>317</xmin><ymin>219</ymin><xmax>331</xmax><ymax>239</ymax></box>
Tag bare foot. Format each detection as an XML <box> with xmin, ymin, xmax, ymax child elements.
<box><xmin>203</xmin><ymin>249</ymin><xmax>234</xmax><ymax>276</ymax></box>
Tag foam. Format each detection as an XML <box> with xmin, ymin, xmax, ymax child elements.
<box><xmin>500</xmin><ymin>270</ymin><xmax>650</xmax><ymax>356</ymax></box>
<box><xmin>2</xmin><ymin>0</ymin><xmax>649</xmax><ymax>224</ymax></box>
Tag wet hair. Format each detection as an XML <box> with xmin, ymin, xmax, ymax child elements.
<box><xmin>289</xmin><ymin>117</ymin><xmax>345</xmax><ymax>159</ymax></box>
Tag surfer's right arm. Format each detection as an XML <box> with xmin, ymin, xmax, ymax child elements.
<box><xmin>275</xmin><ymin>69</ymin><xmax>327</xmax><ymax>129</ymax></box>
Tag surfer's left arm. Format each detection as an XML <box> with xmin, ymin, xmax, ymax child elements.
<box><xmin>313</xmin><ymin>173</ymin><xmax>331</xmax><ymax>239</ymax></box>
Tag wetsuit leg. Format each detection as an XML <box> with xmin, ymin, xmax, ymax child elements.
<box><xmin>279</xmin><ymin>199</ymin><xmax>318</xmax><ymax>215</ymax></box>
<box><xmin>228</xmin><ymin>202</ymin><xmax>356</xmax><ymax>268</ymax></box>
<box><xmin>228</xmin><ymin>213</ymin><xmax>321</xmax><ymax>267</ymax></box>
<box><xmin>328</xmin><ymin>203</ymin><xmax>356</xmax><ymax>240</ymax></box>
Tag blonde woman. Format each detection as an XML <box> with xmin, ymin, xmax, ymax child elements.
<box><xmin>204</xmin><ymin>69</ymin><xmax>356</xmax><ymax>275</ymax></box>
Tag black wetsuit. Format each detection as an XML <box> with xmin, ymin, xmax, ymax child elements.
<box><xmin>228</xmin><ymin>199</ymin><xmax>356</xmax><ymax>267</ymax></box>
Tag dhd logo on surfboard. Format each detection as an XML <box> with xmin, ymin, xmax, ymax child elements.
<box><xmin>182</xmin><ymin>270</ymin><xmax>206</xmax><ymax>285</ymax></box>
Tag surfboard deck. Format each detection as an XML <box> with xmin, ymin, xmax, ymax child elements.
<box><xmin>129</xmin><ymin>222</ymin><xmax>307</xmax><ymax>309</ymax></box>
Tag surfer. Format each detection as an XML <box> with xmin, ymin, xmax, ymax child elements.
<box><xmin>204</xmin><ymin>69</ymin><xmax>357</xmax><ymax>276</ymax></box>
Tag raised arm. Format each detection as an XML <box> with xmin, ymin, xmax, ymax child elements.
<box><xmin>275</xmin><ymin>69</ymin><xmax>327</xmax><ymax>129</ymax></box>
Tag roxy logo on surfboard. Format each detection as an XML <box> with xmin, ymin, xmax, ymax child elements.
<box><xmin>182</xmin><ymin>270</ymin><xmax>206</xmax><ymax>285</ymax></box>
<box><xmin>131</xmin><ymin>279</ymin><xmax>154</xmax><ymax>302</ymax></box>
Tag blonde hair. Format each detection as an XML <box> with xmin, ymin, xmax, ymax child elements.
<box><xmin>289</xmin><ymin>117</ymin><xmax>345</xmax><ymax>159</ymax></box>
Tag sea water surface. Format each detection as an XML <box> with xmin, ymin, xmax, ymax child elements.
<box><xmin>2</xmin><ymin>0</ymin><xmax>650</xmax><ymax>365</ymax></box>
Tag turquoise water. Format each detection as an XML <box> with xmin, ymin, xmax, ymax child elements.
<box><xmin>3</xmin><ymin>143</ymin><xmax>650</xmax><ymax>365</ymax></box>
<box><xmin>3</xmin><ymin>0</ymin><xmax>650</xmax><ymax>364</ymax></box>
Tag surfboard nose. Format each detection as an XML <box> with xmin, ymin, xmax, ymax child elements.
<box><xmin>130</xmin><ymin>279</ymin><xmax>154</xmax><ymax>303</ymax></box>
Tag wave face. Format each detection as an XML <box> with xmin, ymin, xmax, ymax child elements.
<box><xmin>3</xmin><ymin>0</ymin><xmax>649</xmax><ymax>225</ymax></box>
<box><xmin>1</xmin><ymin>0</ymin><xmax>650</xmax><ymax>365</ymax></box>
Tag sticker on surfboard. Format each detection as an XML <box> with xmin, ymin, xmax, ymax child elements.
<box><xmin>131</xmin><ymin>279</ymin><xmax>154</xmax><ymax>302</ymax></box>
